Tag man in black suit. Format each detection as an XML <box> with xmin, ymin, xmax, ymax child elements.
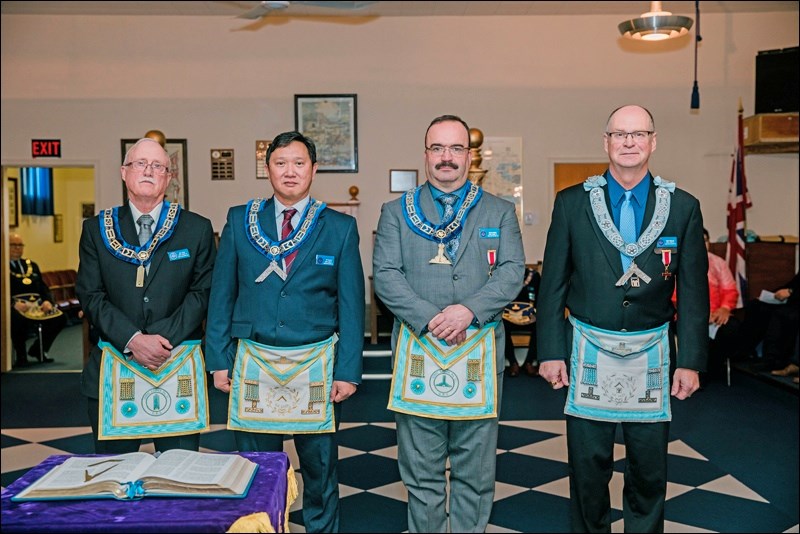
<box><xmin>76</xmin><ymin>137</ymin><xmax>216</xmax><ymax>454</ymax></box>
<box><xmin>538</xmin><ymin>105</ymin><xmax>708</xmax><ymax>532</ymax></box>
<box><xmin>9</xmin><ymin>233</ymin><xmax>66</xmax><ymax>367</ymax></box>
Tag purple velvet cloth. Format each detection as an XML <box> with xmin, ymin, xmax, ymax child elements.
<box><xmin>1</xmin><ymin>452</ymin><xmax>291</xmax><ymax>533</ymax></box>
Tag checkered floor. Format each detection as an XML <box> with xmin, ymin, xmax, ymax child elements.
<box><xmin>3</xmin><ymin>369</ymin><xmax>798</xmax><ymax>533</ymax></box>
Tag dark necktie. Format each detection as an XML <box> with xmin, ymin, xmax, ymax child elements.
<box><xmin>619</xmin><ymin>191</ymin><xmax>636</xmax><ymax>271</ymax></box>
<box><xmin>437</xmin><ymin>194</ymin><xmax>460</xmax><ymax>260</ymax></box>
<box><xmin>138</xmin><ymin>214</ymin><xmax>154</xmax><ymax>246</ymax></box>
<box><xmin>282</xmin><ymin>208</ymin><xmax>298</xmax><ymax>273</ymax></box>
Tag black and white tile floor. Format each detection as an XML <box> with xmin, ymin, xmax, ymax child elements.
<box><xmin>2</xmin><ymin>351</ymin><xmax>798</xmax><ymax>533</ymax></box>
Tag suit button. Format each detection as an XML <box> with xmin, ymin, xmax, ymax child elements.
<box><xmin>453</xmin><ymin>275</ymin><xmax>459</xmax><ymax>280</ymax></box>
<box><xmin>622</xmin><ymin>300</ymin><xmax>630</xmax><ymax>307</ymax></box>
<box><xmin>143</xmin><ymin>296</ymin><xmax>150</xmax><ymax>303</ymax></box>
<box><xmin>280</xmin><ymin>291</ymin><xmax>287</xmax><ymax>298</ymax></box>
<box><xmin>279</xmin><ymin>321</ymin><xmax>285</xmax><ymax>327</ymax></box>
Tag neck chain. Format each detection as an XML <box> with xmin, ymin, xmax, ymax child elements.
<box><xmin>584</xmin><ymin>175</ymin><xmax>674</xmax><ymax>259</ymax></box>
<box><xmin>11</xmin><ymin>258</ymin><xmax>33</xmax><ymax>285</ymax></box>
<box><xmin>402</xmin><ymin>181</ymin><xmax>482</xmax><ymax>243</ymax></box>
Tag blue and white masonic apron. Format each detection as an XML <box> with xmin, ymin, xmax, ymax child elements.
<box><xmin>98</xmin><ymin>340</ymin><xmax>209</xmax><ymax>440</ymax></box>
<box><xmin>228</xmin><ymin>335</ymin><xmax>337</xmax><ymax>434</ymax></box>
<box><xmin>565</xmin><ymin>316</ymin><xmax>671</xmax><ymax>423</ymax></box>
<box><xmin>388</xmin><ymin>322</ymin><xmax>498</xmax><ymax>420</ymax></box>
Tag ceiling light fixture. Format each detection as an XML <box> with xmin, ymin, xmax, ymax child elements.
<box><xmin>618</xmin><ymin>1</ymin><xmax>693</xmax><ymax>41</ymax></box>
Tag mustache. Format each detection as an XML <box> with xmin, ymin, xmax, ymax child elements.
<box><xmin>435</xmin><ymin>162</ymin><xmax>459</xmax><ymax>170</ymax></box>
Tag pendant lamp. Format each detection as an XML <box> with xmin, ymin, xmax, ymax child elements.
<box><xmin>618</xmin><ymin>1</ymin><xmax>693</xmax><ymax>41</ymax></box>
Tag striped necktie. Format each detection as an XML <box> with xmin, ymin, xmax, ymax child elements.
<box><xmin>282</xmin><ymin>208</ymin><xmax>298</xmax><ymax>273</ymax></box>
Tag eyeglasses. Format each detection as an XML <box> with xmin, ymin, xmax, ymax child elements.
<box><xmin>125</xmin><ymin>160</ymin><xmax>169</xmax><ymax>175</ymax></box>
<box><xmin>605</xmin><ymin>131</ymin><xmax>654</xmax><ymax>142</ymax></box>
<box><xmin>426</xmin><ymin>145</ymin><xmax>469</xmax><ymax>157</ymax></box>
<box><xmin>10</xmin><ymin>243</ymin><xmax>24</xmax><ymax>247</ymax></box>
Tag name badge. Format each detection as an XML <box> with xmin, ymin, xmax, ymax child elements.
<box><xmin>479</xmin><ymin>228</ymin><xmax>500</xmax><ymax>239</ymax></box>
<box><xmin>316</xmin><ymin>254</ymin><xmax>335</xmax><ymax>266</ymax></box>
<box><xmin>168</xmin><ymin>249</ymin><xmax>190</xmax><ymax>261</ymax></box>
<box><xmin>656</xmin><ymin>236</ymin><xmax>678</xmax><ymax>249</ymax></box>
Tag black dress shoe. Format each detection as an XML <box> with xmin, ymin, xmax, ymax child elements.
<box><xmin>15</xmin><ymin>359</ymin><xmax>32</xmax><ymax>368</ymax></box>
<box><xmin>40</xmin><ymin>356</ymin><xmax>55</xmax><ymax>363</ymax></box>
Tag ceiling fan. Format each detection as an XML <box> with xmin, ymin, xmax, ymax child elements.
<box><xmin>238</xmin><ymin>1</ymin><xmax>376</xmax><ymax>20</ymax></box>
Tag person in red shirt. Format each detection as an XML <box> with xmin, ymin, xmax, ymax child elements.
<box><xmin>673</xmin><ymin>229</ymin><xmax>741</xmax><ymax>383</ymax></box>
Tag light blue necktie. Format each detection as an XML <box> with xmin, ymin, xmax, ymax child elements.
<box><xmin>619</xmin><ymin>190</ymin><xmax>636</xmax><ymax>272</ymax></box>
<box><xmin>437</xmin><ymin>194</ymin><xmax>460</xmax><ymax>260</ymax></box>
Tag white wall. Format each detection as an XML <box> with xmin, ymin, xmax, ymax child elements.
<box><xmin>2</xmin><ymin>12</ymin><xmax>798</xmax><ymax>277</ymax></box>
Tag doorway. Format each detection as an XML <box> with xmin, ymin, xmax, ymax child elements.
<box><xmin>2</xmin><ymin>164</ymin><xmax>95</xmax><ymax>372</ymax></box>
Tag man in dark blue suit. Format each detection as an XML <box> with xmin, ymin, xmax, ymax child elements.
<box><xmin>205</xmin><ymin>131</ymin><xmax>364</xmax><ymax>533</ymax></box>
<box><xmin>77</xmin><ymin>137</ymin><xmax>217</xmax><ymax>454</ymax></box>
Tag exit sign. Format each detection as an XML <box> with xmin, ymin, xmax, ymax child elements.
<box><xmin>31</xmin><ymin>139</ymin><xmax>62</xmax><ymax>158</ymax></box>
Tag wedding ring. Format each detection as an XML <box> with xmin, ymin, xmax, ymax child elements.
<box><xmin>550</xmin><ymin>381</ymin><xmax>559</xmax><ymax>388</ymax></box>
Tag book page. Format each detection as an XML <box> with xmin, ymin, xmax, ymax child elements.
<box><xmin>759</xmin><ymin>290</ymin><xmax>786</xmax><ymax>305</ymax></box>
<box><xmin>14</xmin><ymin>453</ymin><xmax>155</xmax><ymax>499</ymax></box>
<box><xmin>142</xmin><ymin>450</ymin><xmax>247</xmax><ymax>486</ymax></box>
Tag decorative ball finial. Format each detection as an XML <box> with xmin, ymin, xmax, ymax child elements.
<box><xmin>469</xmin><ymin>128</ymin><xmax>483</xmax><ymax>149</ymax></box>
<box><xmin>144</xmin><ymin>130</ymin><xmax>167</xmax><ymax>147</ymax></box>
<box><xmin>348</xmin><ymin>185</ymin><xmax>359</xmax><ymax>201</ymax></box>
<box><xmin>467</xmin><ymin>127</ymin><xmax>488</xmax><ymax>186</ymax></box>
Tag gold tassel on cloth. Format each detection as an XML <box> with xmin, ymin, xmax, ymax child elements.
<box><xmin>226</xmin><ymin>466</ymin><xmax>299</xmax><ymax>533</ymax></box>
<box><xmin>227</xmin><ymin>512</ymin><xmax>274</xmax><ymax>533</ymax></box>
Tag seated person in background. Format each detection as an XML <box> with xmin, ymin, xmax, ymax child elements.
<box><xmin>738</xmin><ymin>271</ymin><xmax>799</xmax><ymax>377</ymax></box>
<box><xmin>8</xmin><ymin>233</ymin><xmax>66</xmax><ymax>367</ymax></box>
<box><xmin>502</xmin><ymin>266</ymin><xmax>540</xmax><ymax>377</ymax></box>
<box><xmin>672</xmin><ymin>229</ymin><xmax>741</xmax><ymax>383</ymax></box>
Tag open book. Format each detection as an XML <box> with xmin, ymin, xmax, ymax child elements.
<box><xmin>12</xmin><ymin>450</ymin><xmax>258</xmax><ymax>501</ymax></box>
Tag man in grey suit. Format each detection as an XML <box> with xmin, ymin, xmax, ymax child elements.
<box><xmin>373</xmin><ymin>115</ymin><xmax>525</xmax><ymax>532</ymax></box>
<box><xmin>205</xmin><ymin>131</ymin><xmax>364</xmax><ymax>533</ymax></box>
<box><xmin>537</xmin><ymin>105</ymin><xmax>708</xmax><ymax>532</ymax></box>
<box><xmin>76</xmin><ymin>137</ymin><xmax>217</xmax><ymax>454</ymax></box>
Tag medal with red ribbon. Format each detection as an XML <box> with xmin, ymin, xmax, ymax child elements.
<box><xmin>659</xmin><ymin>249</ymin><xmax>672</xmax><ymax>279</ymax></box>
<box><xmin>487</xmin><ymin>249</ymin><xmax>497</xmax><ymax>277</ymax></box>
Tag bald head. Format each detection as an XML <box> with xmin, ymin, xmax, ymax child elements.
<box><xmin>606</xmin><ymin>105</ymin><xmax>654</xmax><ymax>132</ymax></box>
<box><xmin>9</xmin><ymin>233</ymin><xmax>25</xmax><ymax>260</ymax></box>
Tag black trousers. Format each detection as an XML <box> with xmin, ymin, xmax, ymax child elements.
<box><xmin>11</xmin><ymin>312</ymin><xmax>66</xmax><ymax>362</ymax></box>
<box><xmin>87</xmin><ymin>397</ymin><xmax>199</xmax><ymax>454</ymax></box>
<box><xmin>740</xmin><ymin>299</ymin><xmax>800</xmax><ymax>365</ymax></box>
<box><xmin>234</xmin><ymin>401</ymin><xmax>343</xmax><ymax>533</ymax></box>
<box><xmin>503</xmin><ymin>319</ymin><xmax>537</xmax><ymax>366</ymax></box>
<box><xmin>567</xmin><ymin>415</ymin><xmax>670</xmax><ymax>533</ymax></box>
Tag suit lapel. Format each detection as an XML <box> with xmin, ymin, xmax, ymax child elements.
<box><xmin>259</xmin><ymin>197</ymin><xmax>324</xmax><ymax>285</ymax></box>
<box><xmin>635</xmin><ymin>185</ymin><xmax>660</xmax><ymax>273</ymax></box>
<box><xmin>587</xmin><ymin>186</ymin><xmax>625</xmax><ymax>275</ymax></box>
<box><xmin>454</xmin><ymin>191</ymin><xmax>481</xmax><ymax>265</ymax></box>
<box><xmin>142</xmin><ymin>205</ymin><xmax>172</xmax><ymax>290</ymax></box>
<box><xmin>119</xmin><ymin>205</ymin><xmax>138</xmax><ymax>245</ymax></box>
<box><xmin>285</xmin><ymin>209</ymin><xmax>325</xmax><ymax>282</ymax></box>
<box><xmin>420</xmin><ymin>186</ymin><xmax>442</xmax><ymax>224</ymax></box>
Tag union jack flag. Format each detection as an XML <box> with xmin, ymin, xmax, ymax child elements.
<box><xmin>726</xmin><ymin>107</ymin><xmax>752</xmax><ymax>308</ymax></box>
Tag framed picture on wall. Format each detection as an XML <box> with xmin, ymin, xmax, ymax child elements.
<box><xmin>81</xmin><ymin>202</ymin><xmax>95</xmax><ymax>219</ymax></box>
<box><xmin>8</xmin><ymin>177</ymin><xmax>19</xmax><ymax>227</ymax></box>
<box><xmin>121</xmin><ymin>139</ymin><xmax>189</xmax><ymax>208</ymax></box>
<box><xmin>53</xmin><ymin>214</ymin><xmax>64</xmax><ymax>243</ymax></box>
<box><xmin>294</xmin><ymin>94</ymin><xmax>358</xmax><ymax>173</ymax></box>
<box><xmin>389</xmin><ymin>169</ymin><xmax>418</xmax><ymax>193</ymax></box>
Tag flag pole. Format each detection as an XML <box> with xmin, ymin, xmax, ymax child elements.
<box><xmin>726</xmin><ymin>98</ymin><xmax>752</xmax><ymax>307</ymax></box>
